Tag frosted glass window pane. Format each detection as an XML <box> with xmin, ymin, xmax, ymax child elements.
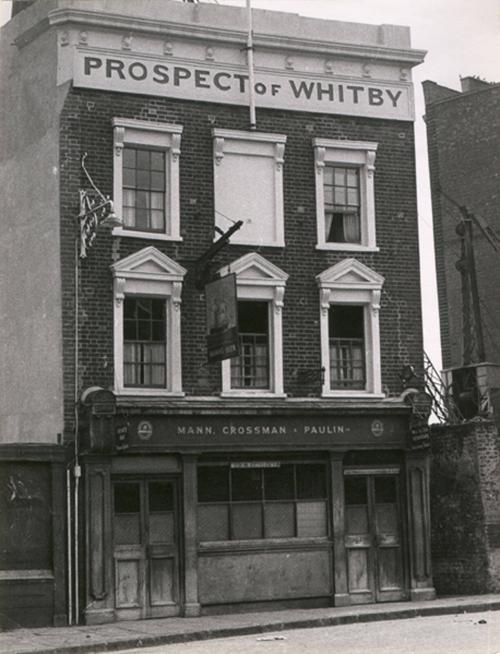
<box><xmin>198</xmin><ymin>505</ymin><xmax>229</xmax><ymax>541</ymax></box>
<box><xmin>264</xmin><ymin>503</ymin><xmax>294</xmax><ymax>538</ymax></box>
<box><xmin>346</xmin><ymin>505</ymin><xmax>369</xmax><ymax>535</ymax></box>
<box><xmin>296</xmin><ymin>501</ymin><xmax>327</xmax><ymax>537</ymax></box>
<box><xmin>149</xmin><ymin>512</ymin><xmax>174</xmax><ymax>544</ymax></box>
<box><xmin>232</xmin><ymin>503</ymin><xmax>262</xmax><ymax>539</ymax></box>
<box><xmin>114</xmin><ymin>514</ymin><xmax>141</xmax><ymax>544</ymax></box>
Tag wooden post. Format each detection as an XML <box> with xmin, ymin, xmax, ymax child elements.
<box><xmin>406</xmin><ymin>451</ymin><xmax>436</xmax><ymax>600</ymax></box>
<box><xmin>330</xmin><ymin>452</ymin><xmax>350</xmax><ymax>606</ymax></box>
<box><xmin>84</xmin><ymin>460</ymin><xmax>114</xmax><ymax>624</ymax></box>
<box><xmin>182</xmin><ymin>454</ymin><xmax>200</xmax><ymax>616</ymax></box>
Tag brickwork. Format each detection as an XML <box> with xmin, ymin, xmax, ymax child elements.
<box><xmin>59</xmin><ymin>89</ymin><xmax>424</xmax><ymax>432</ymax></box>
<box><xmin>423</xmin><ymin>81</ymin><xmax>500</xmax><ymax>369</ymax></box>
<box><xmin>430</xmin><ymin>420</ymin><xmax>500</xmax><ymax>594</ymax></box>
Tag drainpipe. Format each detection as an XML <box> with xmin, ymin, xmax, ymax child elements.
<box><xmin>246</xmin><ymin>0</ymin><xmax>256</xmax><ymax>130</ymax></box>
<box><xmin>66</xmin><ymin>467</ymin><xmax>73</xmax><ymax>626</ymax></box>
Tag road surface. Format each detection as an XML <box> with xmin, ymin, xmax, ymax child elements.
<box><xmin>110</xmin><ymin>609</ymin><xmax>500</xmax><ymax>654</ymax></box>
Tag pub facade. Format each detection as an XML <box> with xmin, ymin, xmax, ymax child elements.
<box><xmin>0</xmin><ymin>0</ymin><xmax>434</xmax><ymax>626</ymax></box>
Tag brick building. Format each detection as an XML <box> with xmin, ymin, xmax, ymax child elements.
<box><xmin>0</xmin><ymin>0</ymin><xmax>435</xmax><ymax>628</ymax></box>
<box><xmin>423</xmin><ymin>77</ymin><xmax>500</xmax><ymax>425</ymax></box>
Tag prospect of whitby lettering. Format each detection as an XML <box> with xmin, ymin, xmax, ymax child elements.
<box><xmin>73</xmin><ymin>51</ymin><xmax>413</xmax><ymax>121</ymax></box>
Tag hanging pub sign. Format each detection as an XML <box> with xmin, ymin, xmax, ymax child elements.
<box><xmin>406</xmin><ymin>391</ymin><xmax>433</xmax><ymax>421</ymax></box>
<box><xmin>206</xmin><ymin>273</ymin><xmax>239</xmax><ymax>362</ymax></box>
<box><xmin>405</xmin><ymin>390</ymin><xmax>433</xmax><ymax>450</ymax></box>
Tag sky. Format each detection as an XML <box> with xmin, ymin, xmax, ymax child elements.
<box><xmin>2</xmin><ymin>0</ymin><xmax>499</xmax><ymax>371</ymax></box>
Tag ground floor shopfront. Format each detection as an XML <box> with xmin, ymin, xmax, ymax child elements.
<box><xmin>81</xmin><ymin>403</ymin><xmax>435</xmax><ymax>625</ymax></box>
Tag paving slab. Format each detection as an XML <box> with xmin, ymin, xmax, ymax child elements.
<box><xmin>1</xmin><ymin>595</ymin><xmax>500</xmax><ymax>654</ymax></box>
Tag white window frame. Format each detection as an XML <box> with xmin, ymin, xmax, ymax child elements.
<box><xmin>316</xmin><ymin>258</ymin><xmax>384</xmax><ymax>398</ymax></box>
<box><xmin>218</xmin><ymin>253</ymin><xmax>288</xmax><ymax>398</ymax></box>
<box><xmin>313</xmin><ymin>138</ymin><xmax>378</xmax><ymax>252</ymax></box>
<box><xmin>112</xmin><ymin>118</ymin><xmax>183</xmax><ymax>241</ymax></box>
<box><xmin>111</xmin><ymin>246</ymin><xmax>186</xmax><ymax>397</ymax></box>
<box><xmin>212</xmin><ymin>128</ymin><xmax>286</xmax><ymax>247</ymax></box>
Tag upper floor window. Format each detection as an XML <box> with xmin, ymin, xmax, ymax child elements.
<box><xmin>123</xmin><ymin>297</ymin><xmax>166</xmax><ymax>388</ymax></box>
<box><xmin>313</xmin><ymin>139</ymin><xmax>378</xmax><ymax>252</ymax></box>
<box><xmin>329</xmin><ymin>304</ymin><xmax>365</xmax><ymax>390</ymax></box>
<box><xmin>123</xmin><ymin>147</ymin><xmax>166</xmax><ymax>233</ymax></box>
<box><xmin>231</xmin><ymin>301</ymin><xmax>270</xmax><ymax>390</ymax></box>
<box><xmin>212</xmin><ymin>129</ymin><xmax>286</xmax><ymax>247</ymax></box>
<box><xmin>316</xmin><ymin>258</ymin><xmax>384</xmax><ymax>397</ymax></box>
<box><xmin>218</xmin><ymin>253</ymin><xmax>288</xmax><ymax>398</ymax></box>
<box><xmin>111</xmin><ymin>247</ymin><xmax>186</xmax><ymax>397</ymax></box>
<box><xmin>113</xmin><ymin>118</ymin><xmax>182</xmax><ymax>242</ymax></box>
<box><xmin>324</xmin><ymin>166</ymin><xmax>360</xmax><ymax>244</ymax></box>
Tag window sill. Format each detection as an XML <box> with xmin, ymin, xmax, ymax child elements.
<box><xmin>215</xmin><ymin>237</ymin><xmax>285</xmax><ymax>248</ymax></box>
<box><xmin>198</xmin><ymin>537</ymin><xmax>331</xmax><ymax>554</ymax></box>
<box><xmin>315</xmin><ymin>243</ymin><xmax>379</xmax><ymax>253</ymax></box>
<box><xmin>115</xmin><ymin>389</ymin><xmax>185</xmax><ymax>398</ymax></box>
<box><xmin>321</xmin><ymin>390</ymin><xmax>385</xmax><ymax>400</ymax></box>
<box><xmin>112</xmin><ymin>227</ymin><xmax>183</xmax><ymax>242</ymax></box>
<box><xmin>220</xmin><ymin>391</ymin><xmax>287</xmax><ymax>399</ymax></box>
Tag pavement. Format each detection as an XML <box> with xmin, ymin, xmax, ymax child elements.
<box><xmin>2</xmin><ymin>595</ymin><xmax>500</xmax><ymax>654</ymax></box>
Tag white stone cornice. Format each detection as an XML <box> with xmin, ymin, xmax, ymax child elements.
<box><xmin>112</xmin><ymin>118</ymin><xmax>183</xmax><ymax>135</ymax></box>
<box><xmin>312</xmin><ymin>138</ymin><xmax>378</xmax><ymax>152</ymax></box>
<box><xmin>212</xmin><ymin>128</ymin><xmax>287</xmax><ymax>145</ymax></box>
<box><xmin>47</xmin><ymin>9</ymin><xmax>427</xmax><ymax>66</ymax></box>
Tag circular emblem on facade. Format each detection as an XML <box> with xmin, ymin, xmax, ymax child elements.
<box><xmin>371</xmin><ymin>419</ymin><xmax>384</xmax><ymax>438</ymax></box>
<box><xmin>137</xmin><ymin>420</ymin><xmax>153</xmax><ymax>441</ymax></box>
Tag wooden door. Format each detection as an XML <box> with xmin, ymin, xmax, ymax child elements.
<box><xmin>112</xmin><ymin>478</ymin><xmax>180</xmax><ymax>620</ymax></box>
<box><xmin>344</xmin><ymin>471</ymin><xmax>407</xmax><ymax>604</ymax></box>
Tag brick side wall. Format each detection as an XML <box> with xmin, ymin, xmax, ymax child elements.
<box><xmin>430</xmin><ymin>420</ymin><xmax>500</xmax><ymax>594</ymax></box>
<box><xmin>60</xmin><ymin>89</ymin><xmax>424</xmax><ymax>433</ymax></box>
<box><xmin>424</xmin><ymin>84</ymin><xmax>500</xmax><ymax>369</ymax></box>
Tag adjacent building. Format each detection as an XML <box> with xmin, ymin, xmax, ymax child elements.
<box><xmin>423</xmin><ymin>76</ymin><xmax>500</xmax><ymax>425</ymax></box>
<box><xmin>0</xmin><ymin>0</ymin><xmax>434</xmax><ymax>628</ymax></box>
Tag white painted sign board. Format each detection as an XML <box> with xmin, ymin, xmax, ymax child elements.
<box><xmin>73</xmin><ymin>49</ymin><xmax>415</xmax><ymax>121</ymax></box>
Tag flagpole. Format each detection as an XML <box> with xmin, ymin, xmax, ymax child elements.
<box><xmin>246</xmin><ymin>0</ymin><xmax>256</xmax><ymax>130</ymax></box>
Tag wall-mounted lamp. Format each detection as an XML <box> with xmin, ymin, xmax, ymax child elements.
<box><xmin>79</xmin><ymin>153</ymin><xmax>122</xmax><ymax>258</ymax></box>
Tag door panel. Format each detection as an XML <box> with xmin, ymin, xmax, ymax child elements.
<box><xmin>344</xmin><ymin>475</ymin><xmax>375</xmax><ymax>603</ymax></box>
<box><xmin>344</xmin><ymin>472</ymin><xmax>407</xmax><ymax>604</ymax></box>
<box><xmin>150</xmin><ymin>557</ymin><xmax>175</xmax><ymax>605</ymax></box>
<box><xmin>373</xmin><ymin>476</ymin><xmax>406</xmax><ymax>601</ymax></box>
<box><xmin>146</xmin><ymin>480</ymin><xmax>178</xmax><ymax>615</ymax></box>
<box><xmin>112</xmin><ymin>478</ymin><xmax>180</xmax><ymax>620</ymax></box>
<box><xmin>115</xmin><ymin>557</ymin><xmax>142</xmax><ymax>608</ymax></box>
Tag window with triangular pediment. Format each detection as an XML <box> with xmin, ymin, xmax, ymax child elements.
<box><xmin>218</xmin><ymin>253</ymin><xmax>288</xmax><ymax>397</ymax></box>
<box><xmin>316</xmin><ymin>259</ymin><xmax>384</xmax><ymax>397</ymax></box>
<box><xmin>110</xmin><ymin>247</ymin><xmax>186</xmax><ymax>396</ymax></box>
